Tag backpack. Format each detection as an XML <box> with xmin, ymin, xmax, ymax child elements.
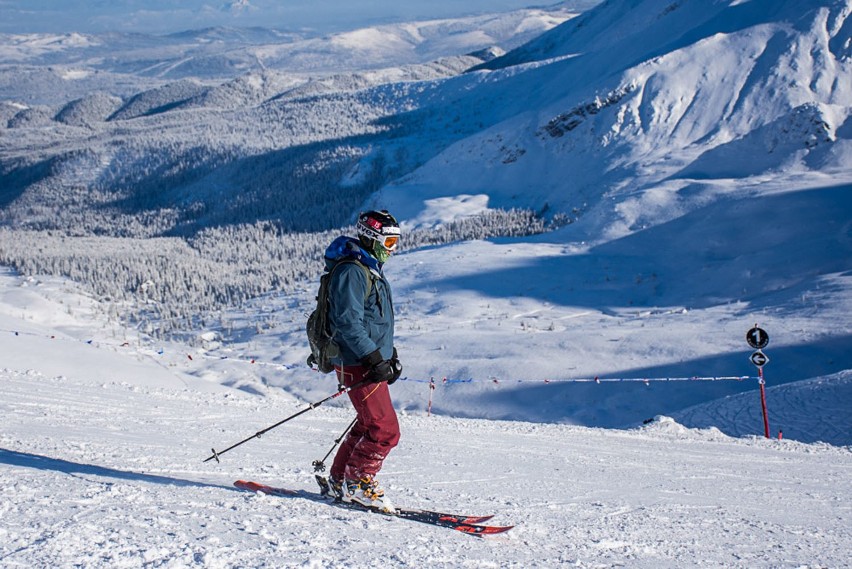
<box><xmin>306</xmin><ymin>259</ymin><xmax>375</xmax><ymax>373</ymax></box>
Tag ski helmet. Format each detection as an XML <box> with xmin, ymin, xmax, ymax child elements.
<box><xmin>357</xmin><ymin>210</ymin><xmax>401</xmax><ymax>263</ymax></box>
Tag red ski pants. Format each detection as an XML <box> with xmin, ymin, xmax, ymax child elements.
<box><xmin>330</xmin><ymin>364</ymin><xmax>400</xmax><ymax>482</ymax></box>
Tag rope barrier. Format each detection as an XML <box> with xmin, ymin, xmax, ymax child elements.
<box><xmin>399</xmin><ymin>375</ymin><xmax>754</xmax><ymax>385</ymax></box>
<box><xmin>4</xmin><ymin>328</ymin><xmax>756</xmax><ymax>384</ymax></box>
<box><xmin>1</xmin><ymin>327</ymin><xmax>294</xmax><ymax>371</ymax></box>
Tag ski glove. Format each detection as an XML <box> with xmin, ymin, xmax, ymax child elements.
<box><xmin>389</xmin><ymin>347</ymin><xmax>402</xmax><ymax>385</ymax></box>
<box><xmin>361</xmin><ymin>349</ymin><xmax>396</xmax><ymax>384</ymax></box>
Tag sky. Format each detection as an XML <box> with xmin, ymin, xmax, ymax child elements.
<box><xmin>0</xmin><ymin>0</ymin><xmax>564</xmax><ymax>35</ymax></box>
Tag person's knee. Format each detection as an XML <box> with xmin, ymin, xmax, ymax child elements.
<box><xmin>370</xmin><ymin>418</ymin><xmax>400</xmax><ymax>448</ymax></box>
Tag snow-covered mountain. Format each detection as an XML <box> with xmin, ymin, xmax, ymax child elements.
<box><xmin>0</xmin><ymin>6</ymin><xmax>578</xmax><ymax>237</ymax></box>
<box><xmin>0</xmin><ymin>0</ymin><xmax>849</xmax><ymax>420</ymax></box>
<box><xmin>377</xmin><ymin>0</ymin><xmax>852</xmax><ymax>234</ymax></box>
<box><xmin>2</xmin><ymin>0</ymin><xmax>849</xmax><ymax>239</ymax></box>
<box><xmin>0</xmin><ymin>0</ymin><xmax>598</xmax><ymax>36</ymax></box>
<box><xmin>1</xmin><ymin>1</ymin><xmax>851</xmax><ymax>565</ymax></box>
<box><xmin>0</xmin><ymin>9</ymin><xmax>573</xmax><ymax>86</ymax></box>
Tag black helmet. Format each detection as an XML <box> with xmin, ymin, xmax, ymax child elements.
<box><xmin>357</xmin><ymin>210</ymin><xmax>401</xmax><ymax>262</ymax></box>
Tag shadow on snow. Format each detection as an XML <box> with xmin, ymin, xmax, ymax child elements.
<box><xmin>435</xmin><ymin>334</ymin><xmax>852</xmax><ymax>431</ymax></box>
<box><xmin>0</xmin><ymin>448</ymin><xmax>232</xmax><ymax>491</ymax></box>
<box><xmin>429</xmin><ymin>184</ymin><xmax>852</xmax><ymax>312</ymax></box>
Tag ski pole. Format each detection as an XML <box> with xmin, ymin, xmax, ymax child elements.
<box><xmin>312</xmin><ymin>417</ymin><xmax>357</xmax><ymax>473</ymax></box>
<box><xmin>203</xmin><ymin>379</ymin><xmax>369</xmax><ymax>463</ymax></box>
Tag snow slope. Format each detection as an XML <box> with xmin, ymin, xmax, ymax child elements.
<box><xmin>1</xmin><ymin>270</ymin><xmax>850</xmax><ymax>567</ymax></box>
<box><xmin>1</xmin><ymin>0</ymin><xmax>851</xmax><ymax>563</ymax></box>
<box><xmin>0</xmin><ymin>0</ymin><xmax>849</xmax><ymax>429</ymax></box>
<box><xmin>376</xmin><ymin>0</ymin><xmax>852</xmax><ymax>237</ymax></box>
<box><xmin>675</xmin><ymin>370</ymin><xmax>852</xmax><ymax>445</ymax></box>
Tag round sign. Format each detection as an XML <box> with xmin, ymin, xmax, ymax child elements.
<box><xmin>746</xmin><ymin>327</ymin><xmax>769</xmax><ymax>349</ymax></box>
<box><xmin>750</xmin><ymin>351</ymin><xmax>769</xmax><ymax>367</ymax></box>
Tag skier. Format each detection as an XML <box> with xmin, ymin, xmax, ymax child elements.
<box><xmin>324</xmin><ymin>210</ymin><xmax>403</xmax><ymax>512</ymax></box>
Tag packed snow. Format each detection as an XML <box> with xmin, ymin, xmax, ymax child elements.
<box><xmin>2</xmin><ymin>0</ymin><xmax>852</xmax><ymax>566</ymax></box>
<box><xmin>1</xmin><ymin>252</ymin><xmax>850</xmax><ymax>567</ymax></box>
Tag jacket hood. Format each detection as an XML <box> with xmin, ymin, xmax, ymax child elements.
<box><xmin>324</xmin><ymin>236</ymin><xmax>382</xmax><ymax>274</ymax></box>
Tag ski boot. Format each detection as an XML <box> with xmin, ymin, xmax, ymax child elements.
<box><xmin>343</xmin><ymin>476</ymin><xmax>395</xmax><ymax>513</ymax></box>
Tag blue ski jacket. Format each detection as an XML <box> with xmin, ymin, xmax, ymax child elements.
<box><xmin>324</xmin><ymin>236</ymin><xmax>395</xmax><ymax>366</ymax></box>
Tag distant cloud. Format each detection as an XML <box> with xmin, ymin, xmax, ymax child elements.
<box><xmin>222</xmin><ymin>0</ymin><xmax>256</xmax><ymax>14</ymax></box>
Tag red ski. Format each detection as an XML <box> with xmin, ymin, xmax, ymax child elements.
<box><xmin>234</xmin><ymin>479</ymin><xmax>512</xmax><ymax>536</ymax></box>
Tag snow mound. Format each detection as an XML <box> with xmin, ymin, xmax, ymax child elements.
<box><xmin>637</xmin><ymin>415</ymin><xmax>731</xmax><ymax>441</ymax></box>
<box><xmin>180</xmin><ymin>71</ymin><xmax>304</xmax><ymax>110</ymax></box>
<box><xmin>0</xmin><ymin>101</ymin><xmax>28</xmax><ymax>126</ymax></box>
<box><xmin>108</xmin><ymin>80</ymin><xmax>208</xmax><ymax>121</ymax></box>
<box><xmin>675</xmin><ymin>370</ymin><xmax>852</xmax><ymax>446</ymax></box>
<box><xmin>55</xmin><ymin>92</ymin><xmax>123</xmax><ymax>126</ymax></box>
<box><xmin>6</xmin><ymin>105</ymin><xmax>54</xmax><ymax>128</ymax></box>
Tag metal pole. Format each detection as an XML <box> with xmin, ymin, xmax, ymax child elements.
<box><xmin>312</xmin><ymin>417</ymin><xmax>357</xmax><ymax>473</ymax></box>
<box><xmin>203</xmin><ymin>379</ymin><xmax>369</xmax><ymax>463</ymax></box>
<box><xmin>758</xmin><ymin>366</ymin><xmax>770</xmax><ymax>439</ymax></box>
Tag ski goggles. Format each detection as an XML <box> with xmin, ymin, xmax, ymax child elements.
<box><xmin>382</xmin><ymin>235</ymin><xmax>400</xmax><ymax>251</ymax></box>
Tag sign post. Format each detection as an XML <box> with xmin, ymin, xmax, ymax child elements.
<box><xmin>747</xmin><ymin>325</ymin><xmax>771</xmax><ymax>438</ymax></box>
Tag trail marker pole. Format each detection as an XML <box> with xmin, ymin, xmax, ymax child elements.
<box><xmin>747</xmin><ymin>325</ymin><xmax>771</xmax><ymax>438</ymax></box>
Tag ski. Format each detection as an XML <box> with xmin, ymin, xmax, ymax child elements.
<box><xmin>313</xmin><ymin>475</ymin><xmax>497</xmax><ymax>526</ymax></box>
<box><xmin>234</xmin><ymin>479</ymin><xmax>512</xmax><ymax>535</ymax></box>
<box><xmin>235</xmin><ymin>479</ymin><xmax>299</xmax><ymax>497</ymax></box>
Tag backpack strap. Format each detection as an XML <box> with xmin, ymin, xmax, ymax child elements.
<box><xmin>331</xmin><ymin>258</ymin><xmax>375</xmax><ymax>302</ymax></box>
